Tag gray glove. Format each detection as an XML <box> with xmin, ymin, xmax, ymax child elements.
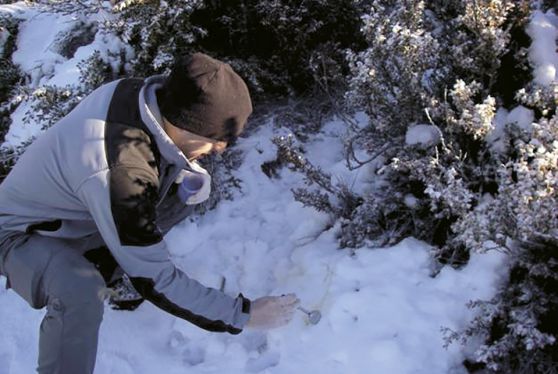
<box><xmin>246</xmin><ymin>294</ymin><xmax>300</xmax><ymax>330</ymax></box>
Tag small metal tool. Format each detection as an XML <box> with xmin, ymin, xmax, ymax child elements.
<box><xmin>297</xmin><ymin>306</ymin><xmax>322</xmax><ymax>325</ymax></box>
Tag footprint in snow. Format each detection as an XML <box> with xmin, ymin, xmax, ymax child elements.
<box><xmin>167</xmin><ymin>329</ymin><xmax>206</xmax><ymax>366</ymax></box>
<box><xmin>245</xmin><ymin>351</ymin><xmax>281</xmax><ymax>373</ymax></box>
<box><xmin>182</xmin><ymin>345</ymin><xmax>206</xmax><ymax>366</ymax></box>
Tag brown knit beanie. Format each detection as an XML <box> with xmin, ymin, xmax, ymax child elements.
<box><xmin>157</xmin><ymin>53</ymin><xmax>253</xmax><ymax>142</ymax></box>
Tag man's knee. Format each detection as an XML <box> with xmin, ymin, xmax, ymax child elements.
<box><xmin>45</xmin><ymin>254</ymin><xmax>107</xmax><ymax>319</ymax></box>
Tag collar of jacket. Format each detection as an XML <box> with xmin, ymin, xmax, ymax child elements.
<box><xmin>139</xmin><ymin>75</ymin><xmax>212</xmax><ymax>204</ymax></box>
<box><xmin>139</xmin><ymin>75</ymin><xmax>189</xmax><ymax>169</ymax></box>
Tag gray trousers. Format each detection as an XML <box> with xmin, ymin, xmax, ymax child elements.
<box><xmin>0</xmin><ymin>234</ymin><xmax>106</xmax><ymax>374</ymax></box>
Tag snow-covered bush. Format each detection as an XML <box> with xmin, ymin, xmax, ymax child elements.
<box><xmin>264</xmin><ymin>134</ymin><xmax>362</xmax><ymax>243</ymax></box>
<box><xmin>441</xmin><ymin>91</ymin><xmax>558</xmax><ymax>370</ymax></box>
<box><xmin>446</xmin><ymin>0</ymin><xmax>517</xmax><ymax>86</ymax></box>
<box><xmin>0</xmin><ymin>51</ymin><xmax>21</xmax><ymax>101</ymax></box>
<box><xmin>108</xmin><ymin>0</ymin><xmax>204</xmax><ymax>76</ymax></box>
<box><xmin>445</xmin><ymin>234</ymin><xmax>558</xmax><ymax>373</ymax></box>
<box><xmin>0</xmin><ymin>11</ymin><xmax>17</xmax><ymax>58</ymax></box>
<box><xmin>339</xmin><ymin>1</ymin><xmax>528</xmax><ymax>253</ymax></box>
<box><xmin>22</xmin><ymin>85</ymin><xmax>85</xmax><ymax>130</ymax></box>
<box><xmin>498</xmin><ymin>112</ymin><xmax>557</xmax><ymax>244</ymax></box>
<box><xmin>96</xmin><ymin>0</ymin><xmax>366</xmax><ymax>211</ymax></box>
<box><xmin>0</xmin><ymin>13</ymin><xmax>21</xmax><ymax>117</ymax></box>
<box><xmin>23</xmin><ymin>45</ymin><xmax>126</xmax><ymax>131</ymax></box>
<box><xmin>0</xmin><ymin>21</ymin><xmax>127</xmax><ymax>180</ymax></box>
<box><xmin>191</xmin><ymin>0</ymin><xmax>364</xmax><ymax>95</ymax></box>
<box><xmin>333</xmin><ymin>1</ymin><xmax>447</xmax><ymax>248</ymax></box>
<box><xmin>346</xmin><ymin>0</ymin><xmax>442</xmax><ymax>137</ymax></box>
<box><xmin>36</xmin><ymin>0</ymin><xmax>365</xmax><ymax>97</ymax></box>
<box><xmin>516</xmin><ymin>83</ymin><xmax>557</xmax><ymax>117</ymax></box>
<box><xmin>38</xmin><ymin>1</ymin><xmax>202</xmax><ymax>76</ymax></box>
<box><xmin>78</xmin><ymin>50</ymin><xmax>119</xmax><ymax>91</ymax></box>
<box><xmin>0</xmin><ymin>12</ymin><xmax>22</xmax><ymax>179</ymax></box>
<box><xmin>1</xmin><ymin>1</ymin><xmax>555</xmax><ymax>368</ymax></box>
<box><xmin>29</xmin><ymin>0</ymin><xmax>109</xmax><ymax>15</ymax></box>
<box><xmin>262</xmin><ymin>95</ymin><xmax>338</xmax><ymax>141</ymax></box>
<box><xmin>336</xmin><ymin>2</ymin><xmax>558</xmax><ymax>369</ymax></box>
<box><xmin>0</xmin><ymin>136</ymin><xmax>32</xmax><ymax>182</ymax></box>
<box><xmin>195</xmin><ymin>149</ymin><xmax>244</xmax><ymax>214</ymax></box>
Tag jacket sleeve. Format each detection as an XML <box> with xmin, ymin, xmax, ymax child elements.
<box><xmin>76</xmin><ymin>168</ymin><xmax>250</xmax><ymax>334</ymax></box>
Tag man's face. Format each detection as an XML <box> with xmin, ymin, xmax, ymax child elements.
<box><xmin>182</xmin><ymin>135</ymin><xmax>227</xmax><ymax>161</ymax></box>
<box><xmin>163</xmin><ymin>117</ymin><xmax>227</xmax><ymax>161</ymax></box>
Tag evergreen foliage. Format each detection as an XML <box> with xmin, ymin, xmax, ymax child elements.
<box><xmin>109</xmin><ymin>0</ymin><xmax>204</xmax><ymax>76</ymax></box>
<box><xmin>0</xmin><ymin>13</ymin><xmax>21</xmax><ymax>129</ymax></box>
<box><xmin>22</xmin><ymin>85</ymin><xmax>85</xmax><ymax>130</ymax></box>
<box><xmin>0</xmin><ymin>12</ymin><xmax>22</xmax><ymax>180</ymax></box>
<box><xmin>103</xmin><ymin>0</ymin><xmax>366</xmax><ymax>96</ymax></box>
<box><xmin>23</xmin><ymin>46</ymin><xmax>127</xmax><ymax>132</ymax></box>
<box><xmin>78</xmin><ymin>50</ymin><xmax>118</xmax><ymax>90</ymax></box>
<box><xmin>195</xmin><ymin>148</ymin><xmax>244</xmax><ymax>214</ymax></box>
<box><xmin>339</xmin><ymin>0</ymin><xmax>557</xmax><ymax>371</ymax></box>
<box><xmin>0</xmin><ymin>18</ymin><xmax>126</xmax><ymax>181</ymax></box>
<box><xmin>445</xmin><ymin>233</ymin><xmax>558</xmax><ymax>372</ymax></box>
<box><xmin>443</xmin><ymin>85</ymin><xmax>558</xmax><ymax>372</ymax></box>
<box><xmin>190</xmin><ymin>0</ymin><xmax>365</xmax><ymax>95</ymax></box>
<box><xmin>1</xmin><ymin>1</ymin><xmax>557</xmax><ymax>369</ymax></box>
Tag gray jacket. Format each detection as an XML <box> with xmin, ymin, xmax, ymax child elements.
<box><xmin>0</xmin><ymin>77</ymin><xmax>250</xmax><ymax>334</ymax></box>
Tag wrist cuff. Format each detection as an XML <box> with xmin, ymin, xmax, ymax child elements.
<box><xmin>238</xmin><ymin>293</ymin><xmax>251</xmax><ymax>314</ymax></box>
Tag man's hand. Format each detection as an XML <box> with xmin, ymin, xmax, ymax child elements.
<box><xmin>246</xmin><ymin>294</ymin><xmax>300</xmax><ymax>330</ymax></box>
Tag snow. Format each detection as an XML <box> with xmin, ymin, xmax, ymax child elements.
<box><xmin>1</xmin><ymin>4</ymin><xmax>133</xmax><ymax>147</ymax></box>
<box><xmin>405</xmin><ymin>124</ymin><xmax>440</xmax><ymax>147</ymax></box>
<box><xmin>47</xmin><ymin>30</ymin><xmax>132</xmax><ymax>88</ymax></box>
<box><xmin>0</xmin><ymin>137</ymin><xmax>509</xmax><ymax>373</ymax></box>
<box><xmin>0</xmin><ymin>120</ymin><xmax>508</xmax><ymax>373</ymax></box>
<box><xmin>487</xmin><ymin>7</ymin><xmax>557</xmax><ymax>152</ymax></box>
<box><xmin>0</xmin><ymin>3</ymin><xmax>514</xmax><ymax>374</ymax></box>
<box><xmin>351</xmin><ymin>111</ymin><xmax>370</xmax><ymax>129</ymax></box>
<box><xmin>526</xmin><ymin>10</ymin><xmax>558</xmax><ymax>86</ymax></box>
<box><xmin>0</xmin><ymin>2</ymin><xmax>28</xmax><ymax>17</ymax></box>
<box><xmin>507</xmin><ymin>105</ymin><xmax>535</xmax><ymax>132</ymax></box>
<box><xmin>488</xmin><ymin>105</ymin><xmax>535</xmax><ymax>153</ymax></box>
<box><xmin>11</xmin><ymin>10</ymin><xmax>76</xmax><ymax>87</ymax></box>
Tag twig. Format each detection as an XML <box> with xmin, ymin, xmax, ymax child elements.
<box><xmin>346</xmin><ymin>138</ymin><xmax>392</xmax><ymax>171</ymax></box>
<box><xmin>424</xmin><ymin>107</ymin><xmax>450</xmax><ymax>153</ymax></box>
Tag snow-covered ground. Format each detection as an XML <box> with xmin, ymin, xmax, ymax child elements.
<box><xmin>3</xmin><ymin>3</ymin><xmax>557</xmax><ymax>374</ymax></box>
<box><xmin>0</xmin><ymin>119</ymin><xmax>507</xmax><ymax>374</ymax></box>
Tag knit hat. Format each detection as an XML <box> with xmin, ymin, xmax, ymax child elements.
<box><xmin>157</xmin><ymin>53</ymin><xmax>253</xmax><ymax>142</ymax></box>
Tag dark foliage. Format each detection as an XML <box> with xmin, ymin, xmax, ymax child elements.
<box><xmin>190</xmin><ymin>0</ymin><xmax>366</xmax><ymax>95</ymax></box>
